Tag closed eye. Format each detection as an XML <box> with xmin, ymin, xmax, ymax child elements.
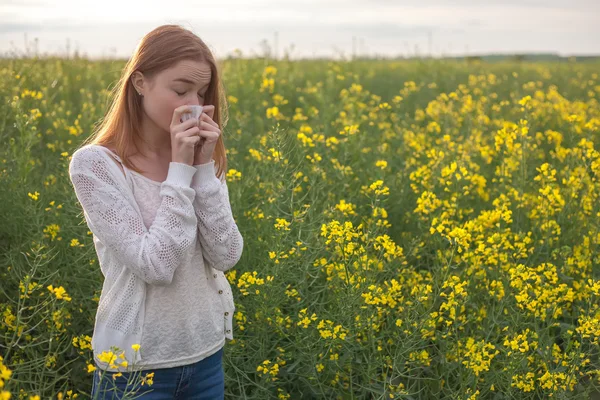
<box><xmin>175</xmin><ymin>90</ymin><xmax>204</xmax><ymax>97</ymax></box>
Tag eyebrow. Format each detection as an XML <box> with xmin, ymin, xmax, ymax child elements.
<box><xmin>173</xmin><ymin>78</ymin><xmax>210</xmax><ymax>88</ymax></box>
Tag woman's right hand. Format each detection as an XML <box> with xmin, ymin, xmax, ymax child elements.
<box><xmin>170</xmin><ymin>105</ymin><xmax>201</xmax><ymax>166</ymax></box>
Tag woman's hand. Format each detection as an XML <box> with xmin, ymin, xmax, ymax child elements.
<box><xmin>170</xmin><ymin>105</ymin><xmax>203</xmax><ymax>166</ymax></box>
<box><xmin>193</xmin><ymin>105</ymin><xmax>220</xmax><ymax>165</ymax></box>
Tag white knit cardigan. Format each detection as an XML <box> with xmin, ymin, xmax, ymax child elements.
<box><xmin>68</xmin><ymin>144</ymin><xmax>243</xmax><ymax>371</ymax></box>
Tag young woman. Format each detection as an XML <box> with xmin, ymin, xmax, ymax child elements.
<box><xmin>68</xmin><ymin>24</ymin><xmax>243</xmax><ymax>399</ymax></box>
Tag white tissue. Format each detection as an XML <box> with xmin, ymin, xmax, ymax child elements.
<box><xmin>181</xmin><ymin>105</ymin><xmax>203</xmax><ymax>123</ymax></box>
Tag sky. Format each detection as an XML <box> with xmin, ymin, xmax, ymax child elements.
<box><xmin>1</xmin><ymin>0</ymin><xmax>599</xmax><ymax>59</ymax></box>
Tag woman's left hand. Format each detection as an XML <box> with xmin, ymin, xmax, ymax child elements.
<box><xmin>193</xmin><ymin>104</ymin><xmax>220</xmax><ymax>165</ymax></box>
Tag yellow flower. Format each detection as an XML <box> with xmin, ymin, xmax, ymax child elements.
<box><xmin>274</xmin><ymin>218</ymin><xmax>291</xmax><ymax>231</ymax></box>
<box><xmin>46</xmin><ymin>285</ymin><xmax>71</xmax><ymax>301</ymax></box>
<box><xmin>226</xmin><ymin>169</ymin><xmax>242</xmax><ymax>182</ymax></box>
<box><xmin>375</xmin><ymin>160</ymin><xmax>388</xmax><ymax>170</ymax></box>
<box><xmin>141</xmin><ymin>372</ymin><xmax>154</xmax><ymax>386</ymax></box>
<box><xmin>266</xmin><ymin>106</ymin><xmax>279</xmax><ymax>119</ymax></box>
<box><xmin>28</xmin><ymin>191</ymin><xmax>40</xmax><ymax>201</ymax></box>
<box><xmin>43</xmin><ymin>224</ymin><xmax>61</xmax><ymax>241</ymax></box>
<box><xmin>339</xmin><ymin>124</ymin><xmax>359</xmax><ymax>135</ymax></box>
<box><xmin>263</xmin><ymin>66</ymin><xmax>277</xmax><ymax>76</ymax></box>
<box><xmin>97</xmin><ymin>351</ymin><xmax>117</xmax><ymax>365</ymax></box>
<box><xmin>131</xmin><ymin>344</ymin><xmax>141</xmax><ymax>352</ymax></box>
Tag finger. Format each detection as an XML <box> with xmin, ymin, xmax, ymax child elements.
<box><xmin>172</xmin><ymin>119</ymin><xmax>198</xmax><ymax>136</ymax></box>
<box><xmin>197</xmin><ymin>129</ymin><xmax>220</xmax><ymax>141</ymax></box>
<box><xmin>200</xmin><ymin>112</ymin><xmax>219</xmax><ymax>129</ymax></box>
<box><xmin>199</xmin><ymin>119</ymin><xmax>220</xmax><ymax>132</ymax></box>
<box><xmin>171</xmin><ymin>105</ymin><xmax>193</xmax><ymax>127</ymax></box>
<box><xmin>181</xmin><ymin>126</ymin><xmax>202</xmax><ymax>138</ymax></box>
<box><xmin>182</xmin><ymin>126</ymin><xmax>219</xmax><ymax>141</ymax></box>
<box><xmin>203</xmin><ymin>105</ymin><xmax>215</xmax><ymax>120</ymax></box>
<box><xmin>184</xmin><ymin>136</ymin><xmax>202</xmax><ymax>146</ymax></box>
<box><xmin>176</xmin><ymin>116</ymin><xmax>200</xmax><ymax>131</ymax></box>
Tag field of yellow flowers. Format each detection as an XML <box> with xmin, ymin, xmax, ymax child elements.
<box><xmin>1</xmin><ymin>56</ymin><xmax>599</xmax><ymax>399</ymax></box>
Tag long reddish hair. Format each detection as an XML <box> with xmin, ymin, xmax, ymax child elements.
<box><xmin>79</xmin><ymin>24</ymin><xmax>229</xmax><ymax>180</ymax></box>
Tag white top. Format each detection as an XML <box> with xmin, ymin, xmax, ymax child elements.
<box><xmin>68</xmin><ymin>144</ymin><xmax>243</xmax><ymax>371</ymax></box>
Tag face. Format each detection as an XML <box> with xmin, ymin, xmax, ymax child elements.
<box><xmin>132</xmin><ymin>59</ymin><xmax>212</xmax><ymax>135</ymax></box>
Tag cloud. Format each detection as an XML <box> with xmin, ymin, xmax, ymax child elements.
<box><xmin>0</xmin><ymin>21</ymin><xmax>77</xmax><ymax>34</ymax></box>
<box><xmin>0</xmin><ymin>0</ymin><xmax>598</xmax><ymax>57</ymax></box>
<box><xmin>0</xmin><ymin>0</ymin><xmax>48</xmax><ymax>6</ymax></box>
<box><xmin>357</xmin><ymin>0</ymin><xmax>598</xmax><ymax>9</ymax></box>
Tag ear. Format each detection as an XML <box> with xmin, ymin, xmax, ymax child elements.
<box><xmin>130</xmin><ymin>71</ymin><xmax>145</xmax><ymax>94</ymax></box>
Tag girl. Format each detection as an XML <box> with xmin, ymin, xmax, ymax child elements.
<box><xmin>68</xmin><ymin>24</ymin><xmax>243</xmax><ymax>399</ymax></box>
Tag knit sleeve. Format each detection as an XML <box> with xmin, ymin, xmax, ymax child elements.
<box><xmin>68</xmin><ymin>146</ymin><xmax>198</xmax><ymax>286</ymax></box>
<box><xmin>191</xmin><ymin>160</ymin><xmax>243</xmax><ymax>272</ymax></box>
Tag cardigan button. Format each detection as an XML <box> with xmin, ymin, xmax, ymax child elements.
<box><xmin>213</xmin><ymin>274</ymin><xmax>217</xmax><ymax>278</ymax></box>
<box><xmin>218</xmin><ymin>290</ymin><xmax>223</xmax><ymax>294</ymax></box>
<box><xmin>226</xmin><ymin>330</ymin><xmax>231</xmax><ymax>333</ymax></box>
<box><xmin>224</xmin><ymin>312</ymin><xmax>229</xmax><ymax>316</ymax></box>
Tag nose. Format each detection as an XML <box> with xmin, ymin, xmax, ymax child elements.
<box><xmin>189</xmin><ymin>94</ymin><xmax>203</xmax><ymax>106</ymax></box>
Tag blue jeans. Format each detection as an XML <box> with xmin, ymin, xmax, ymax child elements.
<box><xmin>91</xmin><ymin>346</ymin><xmax>224</xmax><ymax>399</ymax></box>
